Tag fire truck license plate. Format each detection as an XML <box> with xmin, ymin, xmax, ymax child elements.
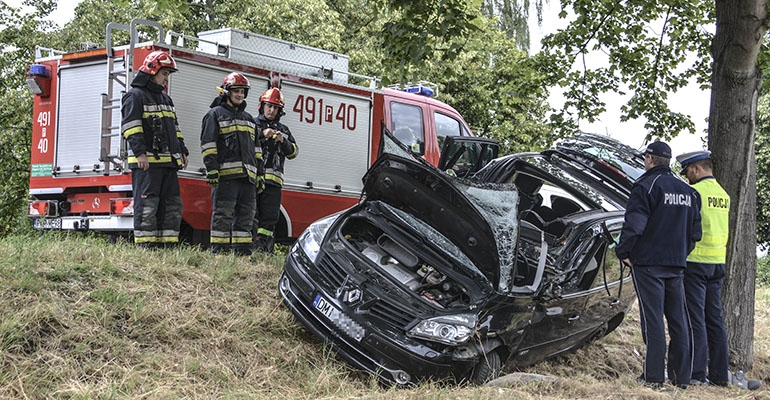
<box><xmin>34</xmin><ymin>218</ymin><xmax>62</xmax><ymax>229</ymax></box>
<box><xmin>313</xmin><ymin>294</ymin><xmax>365</xmax><ymax>342</ymax></box>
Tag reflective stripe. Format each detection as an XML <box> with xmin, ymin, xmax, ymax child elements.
<box><xmin>201</xmin><ymin>140</ymin><xmax>218</xmax><ymax>159</ymax></box>
<box><xmin>211</xmin><ymin>230</ymin><xmax>251</xmax><ymax>244</ymax></box>
<box><xmin>123</xmin><ymin>125</ymin><xmax>144</xmax><ymax>138</ymax></box>
<box><xmin>257</xmin><ymin>227</ymin><xmax>274</xmax><ymax>237</ymax></box>
<box><xmin>202</xmin><ymin>147</ymin><xmax>217</xmax><ymax>158</ymax></box>
<box><xmin>134</xmin><ymin>235</ymin><xmax>158</xmax><ymax>243</ymax></box>
<box><xmin>122</xmin><ymin>119</ymin><xmax>144</xmax><ymax>138</ymax></box>
<box><xmin>219</xmin><ymin>119</ymin><xmax>256</xmax><ymax>131</ymax></box>
<box><xmin>128</xmin><ymin>155</ymin><xmax>175</xmax><ymax>164</ymax></box>
<box><xmin>690</xmin><ymin>246</ymin><xmax>725</xmax><ymax>258</ymax></box>
<box><xmin>264</xmin><ymin>173</ymin><xmax>283</xmax><ymax>186</ymax></box>
<box><xmin>285</xmin><ymin>143</ymin><xmax>298</xmax><ymax>159</ymax></box>
<box><xmin>142</xmin><ymin>103</ymin><xmax>176</xmax><ymax>113</ymax></box>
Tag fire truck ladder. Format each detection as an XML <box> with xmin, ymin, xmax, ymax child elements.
<box><xmin>100</xmin><ymin>19</ymin><xmax>164</xmax><ymax>175</ymax></box>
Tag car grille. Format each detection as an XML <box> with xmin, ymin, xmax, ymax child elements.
<box><xmin>315</xmin><ymin>255</ymin><xmax>420</xmax><ymax>331</ymax></box>
<box><xmin>316</xmin><ymin>255</ymin><xmax>348</xmax><ymax>289</ymax></box>
<box><xmin>368</xmin><ymin>298</ymin><xmax>418</xmax><ymax>329</ymax></box>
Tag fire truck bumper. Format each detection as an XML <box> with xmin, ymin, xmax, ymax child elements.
<box><xmin>32</xmin><ymin>215</ymin><xmax>134</xmax><ymax>232</ymax></box>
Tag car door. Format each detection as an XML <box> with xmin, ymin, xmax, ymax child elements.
<box><xmin>437</xmin><ymin>136</ymin><xmax>499</xmax><ymax>178</ymax></box>
<box><xmin>513</xmin><ymin>228</ymin><xmax>606</xmax><ymax>364</ymax></box>
<box><xmin>578</xmin><ymin>220</ymin><xmax>635</xmax><ymax>337</ymax></box>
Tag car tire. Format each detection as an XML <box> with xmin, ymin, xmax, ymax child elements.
<box><xmin>470</xmin><ymin>350</ymin><xmax>501</xmax><ymax>385</ymax></box>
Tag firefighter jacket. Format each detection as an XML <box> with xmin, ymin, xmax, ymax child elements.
<box><xmin>201</xmin><ymin>96</ymin><xmax>264</xmax><ymax>184</ymax></box>
<box><xmin>687</xmin><ymin>177</ymin><xmax>729</xmax><ymax>263</ymax></box>
<box><xmin>615</xmin><ymin>165</ymin><xmax>702</xmax><ymax>267</ymax></box>
<box><xmin>256</xmin><ymin>113</ymin><xmax>298</xmax><ymax>187</ymax></box>
<box><xmin>121</xmin><ymin>71</ymin><xmax>189</xmax><ymax>169</ymax></box>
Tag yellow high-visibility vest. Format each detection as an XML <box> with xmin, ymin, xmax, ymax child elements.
<box><xmin>688</xmin><ymin>178</ymin><xmax>730</xmax><ymax>263</ymax></box>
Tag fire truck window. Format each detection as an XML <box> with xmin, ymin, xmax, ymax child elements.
<box><xmin>435</xmin><ymin>112</ymin><xmax>468</xmax><ymax>150</ymax></box>
<box><xmin>390</xmin><ymin>102</ymin><xmax>424</xmax><ymax>150</ymax></box>
<box><xmin>435</xmin><ymin>112</ymin><xmax>467</xmax><ymax>136</ymax></box>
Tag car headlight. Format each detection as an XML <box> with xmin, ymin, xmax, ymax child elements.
<box><xmin>407</xmin><ymin>314</ymin><xmax>477</xmax><ymax>345</ymax></box>
<box><xmin>297</xmin><ymin>213</ymin><xmax>340</xmax><ymax>263</ymax></box>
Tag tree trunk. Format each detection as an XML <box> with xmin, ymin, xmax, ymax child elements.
<box><xmin>708</xmin><ymin>0</ymin><xmax>767</xmax><ymax>371</ymax></box>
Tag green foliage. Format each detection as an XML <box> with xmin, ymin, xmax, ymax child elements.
<box><xmin>481</xmin><ymin>0</ymin><xmax>543</xmax><ymax>52</ymax></box>
<box><xmin>210</xmin><ymin>0</ymin><xmax>345</xmax><ymax>51</ymax></box>
<box><xmin>376</xmin><ymin>0</ymin><xmax>487</xmax><ymax>86</ymax></box>
<box><xmin>758</xmin><ymin>254</ymin><xmax>770</xmax><ymax>285</ymax></box>
<box><xmin>538</xmin><ymin>0</ymin><xmax>714</xmax><ymax>140</ymax></box>
<box><xmin>757</xmin><ymin>93</ymin><xmax>770</xmax><ymax>250</ymax></box>
<box><xmin>437</xmin><ymin>19</ymin><xmax>551</xmax><ymax>153</ymax></box>
<box><xmin>0</xmin><ymin>1</ymin><xmax>60</xmax><ymax>237</ymax></box>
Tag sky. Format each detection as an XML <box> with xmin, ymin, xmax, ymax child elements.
<box><xmin>10</xmin><ymin>0</ymin><xmax>708</xmax><ymax>156</ymax></box>
<box><xmin>5</xmin><ymin>0</ymin><xmax>79</xmax><ymax>25</ymax></box>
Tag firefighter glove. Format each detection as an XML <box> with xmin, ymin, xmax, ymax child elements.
<box><xmin>206</xmin><ymin>171</ymin><xmax>219</xmax><ymax>188</ymax></box>
<box><xmin>256</xmin><ymin>175</ymin><xmax>265</xmax><ymax>194</ymax></box>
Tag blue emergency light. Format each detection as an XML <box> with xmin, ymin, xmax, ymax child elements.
<box><xmin>29</xmin><ymin>64</ymin><xmax>49</xmax><ymax>78</ymax></box>
<box><xmin>26</xmin><ymin>63</ymin><xmax>51</xmax><ymax>97</ymax></box>
<box><xmin>403</xmin><ymin>85</ymin><xmax>434</xmax><ymax>97</ymax></box>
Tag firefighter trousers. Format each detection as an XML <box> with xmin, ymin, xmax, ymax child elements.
<box><xmin>254</xmin><ymin>183</ymin><xmax>282</xmax><ymax>252</ymax></box>
<box><xmin>131</xmin><ymin>167</ymin><xmax>183</xmax><ymax>246</ymax></box>
<box><xmin>211</xmin><ymin>177</ymin><xmax>257</xmax><ymax>255</ymax></box>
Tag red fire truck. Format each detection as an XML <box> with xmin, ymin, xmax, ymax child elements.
<box><xmin>27</xmin><ymin>19</ymin><xmax>475</xmax><ymax>244</ymax></box>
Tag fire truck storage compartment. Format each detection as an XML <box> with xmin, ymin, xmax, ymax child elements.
<box><xmin>276</xmin><ymin>81</ymin><xmax>372</xmax><ymax>195</ymax></box>
<box><xmin>196</xmin><ymin>28</ymin><xmax>350</xmax><ymax>84</ymax></box>
<box><xmin>56</xmin><ymin>62</ymin><xmax>123</xmax><ymax>175</ymax></box>
<box><xmin>167</xmin><ymin>58</ymin><xmax>373</xmax><ymax>195</ymax></box>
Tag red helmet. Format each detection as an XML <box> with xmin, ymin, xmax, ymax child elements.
<box><xmin>259</xmin><ymin>88</ymin><xmax>284</xmax><ymax>108</ymax></box>
<box><xmin>139</xmin><ymin>50</ymin><xmax>178</xmax><ymax>75</ymax></box>
<box><xmin>219</xmin><ymin>72</ymin><xmax>250</xmax><ymax>98</ymax></box>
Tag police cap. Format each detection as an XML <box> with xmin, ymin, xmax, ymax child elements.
<box><xmin>644</xmin><ymin>141</ymin><xmax>672</xmax><ymax>158</ymax></box>
<box><xmin>676</xmin><ymin>150</ymin><xmax>711</xmax><ymax>175</ymax></box>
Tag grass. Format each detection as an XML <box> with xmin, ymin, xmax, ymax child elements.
<box><xmin>1</xmin><ymin>231</ymin><xmax>769</xmax><ymax>399</ymax></box>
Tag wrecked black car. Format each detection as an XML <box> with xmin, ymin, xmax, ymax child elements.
<box><xmin>278</xmin><ymin>132</ymin><xmax>642</xmax><ymax>386</ymax></box>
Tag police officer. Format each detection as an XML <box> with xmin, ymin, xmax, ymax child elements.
<box><xmin>201</xmin><ymin>72</ymin><xmax>264</xmax><ymax>255</ymax></box>
<box><xmin>253</xmin><ymin>87</ymin><xmax>298</xmax><ymax>253</ymax></box>
<box><xmin>677</xmin><ymin>150</ymin><xmax>762</xmax><ymax>390</ymax></box>
<box><xmin>121</xmin><ymin>50</ymin><xmax>189</xmax><ymax>248</ymax></box>
<box><xmin>615</xmin><ymin>141</ymin><xmax>701</xmax><ymax>390</ymax></box>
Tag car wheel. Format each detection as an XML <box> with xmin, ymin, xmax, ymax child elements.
<box><xmin>470</xmin><ymin>350</ymin><xmax>501</xmax><ymax>385</ymax></box>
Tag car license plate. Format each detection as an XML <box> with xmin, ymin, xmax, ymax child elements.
<box><xmin>34</xmin><ymin>218</ymin><xmax>62</xmax><ymax>229</ymax></box>
<box><xmin>313</xmin><ymin>294</ymin><xmax>365</xmax><ymax>342</ymax></box>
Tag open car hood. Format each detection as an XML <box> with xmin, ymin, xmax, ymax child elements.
<box><xmin>362</xmin><ymin>150</ymin><xmax>520</xmax><ymax>292</ymax></box>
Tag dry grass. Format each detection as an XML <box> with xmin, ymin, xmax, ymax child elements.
<box><xmin>0</xmin><ymin>231</ymin><xmax>768</xmax><ymax>399</ymax></box>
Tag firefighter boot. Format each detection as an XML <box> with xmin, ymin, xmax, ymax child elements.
<box><xmin>254</xmin><ymin>233</ymin><xmax>275</xmax><ymax>254</ymax></box>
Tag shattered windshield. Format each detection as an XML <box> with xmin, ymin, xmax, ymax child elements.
<box><xmin>377</xmin><ymin>128</ymin><xmax>520</xmax><ymax>291</ymax></box>
<box><xmin>459</xmin><ymin>182</ymin><xmax>519</xmax><ymax>291</ymax></box>
<box><xmin>381</xmin><ymin>131</ymin><xmax>417</xmax><ymax>160</ymax></box>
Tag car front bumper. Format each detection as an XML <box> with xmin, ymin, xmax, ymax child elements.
<box><xmin>278</xmin><ymin>246</ymin><xmax>477</xmax><ymax>385</ymax></box>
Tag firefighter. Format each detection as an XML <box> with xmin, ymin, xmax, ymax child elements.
<box><xmin>121</xmin><ymin>50</ymin><xmax>189</xmax><ymax>248</ymax></box>
<box><xmin>253</xmin><ymin>87</ymin><xmax>298</xmax><ymax>253</ymax></box>
<box><xmin>201</xmin><ymin>72</ymin><xmax>264</xmax><ymax>255</ymax></box>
